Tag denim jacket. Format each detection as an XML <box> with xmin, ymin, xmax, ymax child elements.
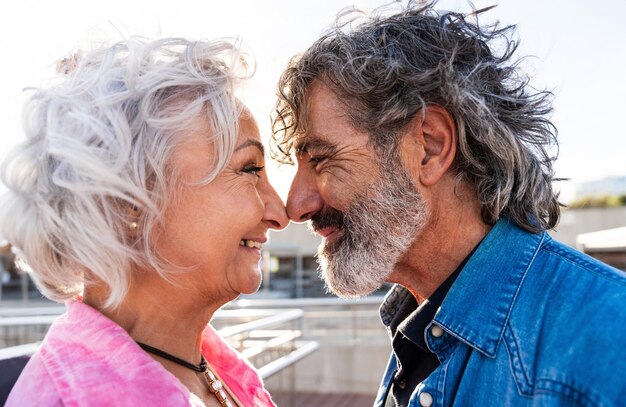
<box><xmin>375</xmin><ymin>218</ymin><xmax>626</xmax><ymax>407</ymax></box>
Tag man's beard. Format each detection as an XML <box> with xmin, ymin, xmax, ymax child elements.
<box><xmin>310</xmin><ymin>159</ymin><xmax>428</xmax><ymax>298</ymax></box>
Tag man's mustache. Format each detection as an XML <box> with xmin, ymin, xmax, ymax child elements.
<box><xmin>310</xmin><ymin>207</ymin><xmax>346</xmax><ymax>231</ymax></box>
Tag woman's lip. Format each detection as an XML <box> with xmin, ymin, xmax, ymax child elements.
<box><xmin>241</xmin><ymin>236</ymin><xmax>267</xmax><ymax>244</ymax></box>
<box><xmin>240</xmin><ymin>244</ymin><xmax>262</xmax><ymax>256</ymax></box>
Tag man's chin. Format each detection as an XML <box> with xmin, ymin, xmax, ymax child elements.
<box><xmin>317</xmin><ymin>231</ymin><xmax>395</xmax><ymax>298</ymax></box>
<box><xmin>319</xmin><ymin>262</ymin><xmax>387</xmax><ymax>298</ymax></box>
<box><xmin>327</xmin><ymin>285</ymin><xmax>380</xmax><ymax>299</ymax></box>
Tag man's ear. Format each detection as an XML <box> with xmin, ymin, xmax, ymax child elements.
<box><xmin>402</xmin><ymin>105</ymin><xmax>457</xmax><ymax>186</ymax></box>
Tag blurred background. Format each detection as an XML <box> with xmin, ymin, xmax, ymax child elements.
<box><xmin>1</xmin><ymin>1</ymin><xmax>625</xmax><ymax>405</ymax></box>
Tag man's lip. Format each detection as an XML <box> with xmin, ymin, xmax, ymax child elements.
<box><xmin>315</xmin><ymin>226</ymin><xmax>340</xmax><ymax>238</ymax></box>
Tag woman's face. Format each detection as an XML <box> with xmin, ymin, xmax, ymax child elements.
<box><xmin>156</xmin><ymin>111</ymin><xmax>288</xmax><ymax>300</ymax></box>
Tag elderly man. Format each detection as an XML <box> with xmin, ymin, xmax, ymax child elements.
<box><xmin>271</xmin><ymin>4</ymin><xmax>626</xmax><ymax>407</ymax></box>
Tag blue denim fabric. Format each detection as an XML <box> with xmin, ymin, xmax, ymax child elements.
<box><xmin>375</xmin><ymin>218</ymin><xmax>626</xmax><ymax>407</ymax></box>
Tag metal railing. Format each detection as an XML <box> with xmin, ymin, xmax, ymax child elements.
<box><xmin>228</xmin><ymin>296</ymin><xmax>388</xmax><ymax>346</ymax></box>
<box><xmin>225</xmin><ymin>296</ymin><xmax>390</xmax><ymax>398</ymax></box>
<box><xmin>212</xmin><ymin>308</ymin><xmax>319</xmax><ymax>381</ymax></box>
<box><xmin>0</xmin><ymin>342</ymin><xmax>39</xmax><ymax>360</ymax></box>
<box><xmin>0</xmin><ymin>306</ymin><xmax>66</xmax><ymax>317</ymax></box>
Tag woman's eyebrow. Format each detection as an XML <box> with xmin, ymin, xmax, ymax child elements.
<box><xmin>235</xmin><ymin>139</ymin><xmax>265</xmax><ymax>155</ymax></box>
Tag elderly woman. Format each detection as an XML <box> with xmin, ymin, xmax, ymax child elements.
<box><xmin>0</xmin><ymin>38</ymin><xmax>287</xmax><ymax>406</ymax></box>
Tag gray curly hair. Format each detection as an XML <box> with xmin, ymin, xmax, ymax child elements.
<box><xmin>272</xmin><ymin>4</ymin><xmax>560</xmax><ymax>233</ymax></box>
<box><xmin>0</xmin><ymin>37</ymin><xmax>250</xmax><ymax>309</ymax></box>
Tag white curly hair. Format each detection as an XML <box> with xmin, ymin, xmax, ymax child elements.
<box><xmin>0</xmin><ymin>37</ymin><xmax>251</xmax><ymax>309</ymax></box>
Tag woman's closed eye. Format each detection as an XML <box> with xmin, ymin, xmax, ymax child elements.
<box><xmin>241</xmin><ymin>164</ymin><xmax>265</xmax><ymax>178</ymax></box>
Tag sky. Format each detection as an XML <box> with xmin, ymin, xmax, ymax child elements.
<box><xmin>0</xmin><ymin>0</ymin><xmax>625</xmax><ymax>203</ymax></box>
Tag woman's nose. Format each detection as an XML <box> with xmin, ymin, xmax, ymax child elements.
<box><xmin>262</xmin><ymin>178</ymin><xmax>289</xmax><ymax>231</ymax></box>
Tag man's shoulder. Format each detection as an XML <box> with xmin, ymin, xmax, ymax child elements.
<box><xmin>502</xmin><ymin>237</ymin><xmax>626</xmax><ymax>403</ymax></box>
<box><xmin>507</xmin><ymin>238</ymin><xmax>626</xmax><ymax>369</ymax></box>
<box><xmin>515</xmin><ymin>236</ymin><xmax>626</xmax><ymax>325</ymax></box>
<box><xmin>532</xmin><ymin>237</ymin><xmax>626</xmax><ymax>301</ymax></box>
<box><xmin>539</xmin><ymin>237</ymin><xmax>626</xmax><ymax>285</ymax></box>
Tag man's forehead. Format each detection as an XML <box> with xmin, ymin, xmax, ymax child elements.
<box><xmin>296</xmin><ymin>82</ymin><xmax>367</xmax><ymax>152</ymax></box>
<box><xmin>305</xmin><ymin>80</ymin><xmax>351</xmax><ymax>119</ymax></box>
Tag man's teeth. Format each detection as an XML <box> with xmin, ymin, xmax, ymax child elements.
<box><xmin>240</xmin><ymin>239</ymin><xmax>262</xmax><ymax>249</ymax></box>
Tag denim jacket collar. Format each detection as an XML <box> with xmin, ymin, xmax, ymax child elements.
<box><xmin>433</xmin><ymin>218</ymin><xmax>548</xmax><ymax>357</ymax></box>
<box><xmin>380</xmin><ymin>218</ymin><xmax>549</xmax><ymax>358</ymax></box>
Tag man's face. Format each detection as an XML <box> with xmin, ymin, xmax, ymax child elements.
<box><xmin>286</xmin><ymin>82</ymin><xmax>429</xmax><ymax>297</ymax></box>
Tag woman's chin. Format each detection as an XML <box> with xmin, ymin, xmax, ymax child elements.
<box><xmin>237</xmin><ymin>269</ymin><xmax>263</xmax><ymax>295</ymax></box>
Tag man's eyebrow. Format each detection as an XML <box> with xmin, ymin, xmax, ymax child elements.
<box><xmin>235</xmin><ymin>139</ymin><xmax>265</xmax><ymax>155</ymax></box>
<box><xmin>295</xmin><ymin>137</ymin><xmax>338</xmax><ymax>154</ymax></box>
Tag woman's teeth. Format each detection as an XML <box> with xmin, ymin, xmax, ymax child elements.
<box><xmin>240</xmin><ymin>239</ymin><xmax>262</xmax><ymax>249</ymax></box>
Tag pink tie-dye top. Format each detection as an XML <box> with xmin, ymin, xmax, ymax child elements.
<box><xmin>6</xmin><ymin>300</ymin><xmax>276</xmax><ymax>406</ymax></box>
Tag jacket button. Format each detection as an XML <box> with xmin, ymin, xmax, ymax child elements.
<box><xmin>419</xmin><ymin>391</ymin><xmax>434</xmax><ymax>406</ymax></box>
<box><xmin>430</xmin><ymin>325</ymin><xmax>444</xmax><ymax>338</ymax></box>
<box><xmin>398</xmin><ymin>379</ymin><xmax>406</xmax><ymax>389</ymax></box>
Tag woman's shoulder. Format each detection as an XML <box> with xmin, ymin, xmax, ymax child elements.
<box><xmin>7</xmin><ymin>301</ymin><xmax>193</xmax><ymax>406</ymax></box>
<box><xmin>5</xmin><ymin>352</ymin><xmax>62</xmax><ymax>407</ymax></box>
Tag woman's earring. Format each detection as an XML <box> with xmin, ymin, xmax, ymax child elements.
<box><xmin>128</xmin><ymin>204</ymin><xmax>140</xmax><ymax>234</ymax></box>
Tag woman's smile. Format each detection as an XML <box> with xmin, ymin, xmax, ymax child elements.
<box><xmin>239</xmin><ymin>238</ymin><xmax>266</xmax><ymax>257</ymax></box>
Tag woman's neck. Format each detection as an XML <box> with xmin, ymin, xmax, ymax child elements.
<box><xmin>83</xmin><ymin>270</ymin><xmax>240</xmax><ymax>405</ymax></box>
<box><xmin>83</xmin><ymin>271</ymin><xmax>227</xmax><ymax>363</ymax></box>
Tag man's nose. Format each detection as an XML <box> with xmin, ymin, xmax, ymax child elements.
<box><xmin>286</xmin><ymin>167</ymin><xmax>323</xmax><ymax>222</ymax></box>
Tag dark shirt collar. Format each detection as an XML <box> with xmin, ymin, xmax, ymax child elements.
<box><xmin>397</xmin><ymin>265</ymin><xmax>464</xmax><ymax>350</ymax></box>
<box><xmin>381</xmin><ymin>244</ymin><xmax>480</xmax><ymax>348</ymax></box>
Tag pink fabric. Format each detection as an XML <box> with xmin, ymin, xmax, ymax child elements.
<box><xmin>6</xmin><ymin>301</ymin><xmax>276</xmax><ymax>406</ymax></box>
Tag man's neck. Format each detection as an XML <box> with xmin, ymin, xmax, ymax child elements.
<box><xmin>387</xmin><ymin>188</ymin><xmax>491</xmax><ymax>304</ymax></box>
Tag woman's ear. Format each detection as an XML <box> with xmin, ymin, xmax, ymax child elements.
<box><xmin>401</xmin><ymin>105</ymin><xmax>457</xmax><ymax>187</ymax></box>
